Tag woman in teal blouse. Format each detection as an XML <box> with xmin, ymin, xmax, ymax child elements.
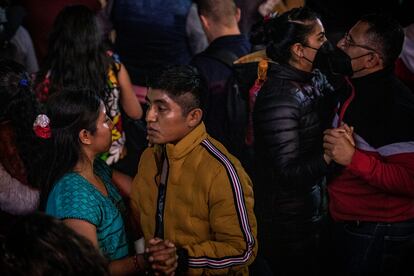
<box><xmin>34</xmin><ymin>89</ymin><xmax>145</xmax><ymax>275</ymax></box>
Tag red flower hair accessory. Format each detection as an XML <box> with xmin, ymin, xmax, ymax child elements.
<box><xmin>33</xmin><ymin>114</ymin><xmax>51</xmax><ymax>139</ymax></box>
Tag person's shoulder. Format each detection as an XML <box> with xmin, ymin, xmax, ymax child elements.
<box><xmin>259</xmin><ymin>79</ymin><xmax>302</xmax><ymax>106</ymax></box>
<box><xmin>190</xmin><ymin>48</ymin><xmax>221</xmax><ymax>70</ymax></box>
<box><xmin>50</xmin><ymin>173</ymin><xmax>92</xmax><ymax>200</ymax></box>
<box><xmin>137</xmin><ymin>147</ymin><xmax>157</xmax><ymax>171</ymax></box>
<box><xmin>197</xmin><ymin>138</ymin><xmax>242</xmax><ymax>172</ymax></box>
<box><xmin>94</xmin><ymin>158</ymin><xmax>111</xmax><ymax>178</ymax></box>
<box><xmin>393</xmin><ymin>80</ymin><xmax>414</xmax><ymax>113</ymax></box>
<box><xmin>388</xmin><ymin>72</ymin><xmax>414</xmax><ymax>98</ymax></box>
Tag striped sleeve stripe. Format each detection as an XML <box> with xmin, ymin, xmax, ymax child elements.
<box><xmin>188</xmin><ymin>139</ymin><xmax>255</xmax><ymax>269</ymax></box>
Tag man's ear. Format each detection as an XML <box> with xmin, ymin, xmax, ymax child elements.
<box><xmin>79</xmin><ymin>129</ymin><xmax>92</xmax><ymax>145</ymax></box>
<box><xmin>200</xmin><ymin>14</ymin><xmax>209</xmax><ymax>30</ymax></box>
<box><xmin>235</xmin><ymin>7</ymin><xmax>241</xmax><ymax>23</ymax></box>
<box><xmin>186</xmin><ymin>108</ymin><xmax>203</xmax><ymax>128</ymax></box>
<box><xmin>366</xmin><ymin>52</ymin><xmax>382</xmax><ymax>69</ymax></box>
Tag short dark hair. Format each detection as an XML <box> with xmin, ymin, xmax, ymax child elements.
<box><xmin>262</xmin><ymin>7</ymin><xmax>320</xmax><ymax>64</ymax></box>
<box><xmin>0</xmin><ymin>212</ymin><xmax>109</xmax><ymax>275</ymax></box>
<box><xmin>148</xmin><ymin>65</ymin><xmax>201</xmax><ymax>115</ymax></box>
<box><xmin>197</xmin><ymin>0</ymin><xmax>238</xmax><ymax>27</ymax></box>
<box><xmin>359</xmin><ymin>13</ymin><xmax>404</xmax><ymax>68</ymax></box>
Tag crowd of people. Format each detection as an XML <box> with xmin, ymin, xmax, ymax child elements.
<box><xmin>1</xmin><ymin>0</ymin><xmax>414</xmax><ymax>275</ymax></box>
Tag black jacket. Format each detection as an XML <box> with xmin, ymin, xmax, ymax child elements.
<box><xmin>253</xmin><ymin>63</ymin><xmax>336</xmax><ymax>224</ymax></box>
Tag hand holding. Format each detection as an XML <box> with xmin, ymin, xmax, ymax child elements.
<box><xmin>323</xmin><ymin>128</ymin><xmax>355</xmax><ymax>166</ymax></box>
<box><xmin>147</xmin><ymin>238</ymin><xmax>178</xmax><ymax>275</ymax></box>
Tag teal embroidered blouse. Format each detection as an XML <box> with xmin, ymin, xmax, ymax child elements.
<box><xmin>46</xmin><ymin>159</ymin><xmax>128</xmax><ymax>260</ymax></box>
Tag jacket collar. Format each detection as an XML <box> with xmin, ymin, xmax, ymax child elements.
<box><xmin>352</xmin><ymin>67</ymin><xmax>393</xmax><ymax>86</ymax></box>
<box><xmin>156</xmin><ymin>122</ymin><xmax>208</xmax><ymax>161</ymax></box>
<box><xmin>268</xmin><ymin>62</ymin><xmax>315</xmax><ymax>83</ymax></box>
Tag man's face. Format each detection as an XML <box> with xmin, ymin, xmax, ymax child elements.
<box><xmin>337</xmin><ymin>21</ymin><xmax>382</xmax><ymax>77</ymax></box>
<box><xmin>145</xmin><ymin>88</ymin><xmax>193</xmax><ymax>145</ymax></box>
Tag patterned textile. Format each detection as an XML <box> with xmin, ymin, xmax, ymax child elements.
<box><xmin>46</xmin><ymin>158</ymin><xmax>128</xmax><ymax>260</ymax></box>
<box><xmin>101</xmin><ymin>51</ymin><xmax>126</xmax><ymax>165</ymax></box>
<box><xmin>35</xmin><ymin>52</ymin><xmax>126</xmax><ymax>165</ymax></box>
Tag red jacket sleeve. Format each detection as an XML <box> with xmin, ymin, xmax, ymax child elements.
<box><xmin>347</xmin><ymin>149</ymin><xmax>414</xmax><ymax>196</ymax></box>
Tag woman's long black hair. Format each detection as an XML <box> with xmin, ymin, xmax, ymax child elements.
<box><xmin>0</xmin><ymin>59</ymin><xmax>39</xmax><ymax>187</ymax></box>
<box><xmin>36</xmin><ymin>5</ymin><xmax>111</xmax><ymax>101</ymax></box>
<box><xmin>34</xmin><ymin>88</ymin><xmax>101</xmax><ymax>209</ymax></box>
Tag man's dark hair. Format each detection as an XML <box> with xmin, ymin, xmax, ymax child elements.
<box><xmin>197</xmin><ymin>0</ymin><xmax>238</xmax><ymax>28</ymax></box>
<box><xmin>148</xmin><ymin>65</ymin><xmax>201</xmax><ymax>116</ymax></box>
<box><xmin>0</xmin><ymin>212</ymin><xmax>109</xmax><ymax>275</ymax></box>
<box><xmin>360</xmin><ymin>13</ymin><xmax>404</xmax><ymax>68</ymax></box>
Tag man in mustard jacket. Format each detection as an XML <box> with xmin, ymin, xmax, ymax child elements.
<box><xmin>130</xmin><ymin>65</ymin><xmax>257</xmax><ymax>275</ymax></box>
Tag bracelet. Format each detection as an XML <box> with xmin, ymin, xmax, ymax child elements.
<box><xmin>132</xmin><ymin>254</ymin><xmax>140</xmax><ymax>272</ymax></box>
<box><xmin>133</xmin><ymin>253</ymin><xmax>151</xmax><ymax>274</ymax></box>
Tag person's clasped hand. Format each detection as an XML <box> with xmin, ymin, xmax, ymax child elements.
<box><xmin>323</xmin><ymin>123</ymin><xmax>355</xmax><ymax>166</ymax></box>
<box><xmin>146</xmin><ymin>238</ymin><xmax>178</xmax><ymax>275</ymax></box>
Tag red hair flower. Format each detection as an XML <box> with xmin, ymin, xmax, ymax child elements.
<box><xmin>33</xmin><ymin>114</ymin><xmax>51</xmax><ymax>139</ymax></box>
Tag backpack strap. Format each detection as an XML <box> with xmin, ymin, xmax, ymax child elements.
<box><xmin>201</xmin><ymin>48</ymin><xmax>239</xmax><ymax>69</ymax></box>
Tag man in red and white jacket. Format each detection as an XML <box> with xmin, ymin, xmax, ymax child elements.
<box><xmin>323</xmin><ymin>14</ymin><xmax>414</xmax><ymax>275</ymax></box>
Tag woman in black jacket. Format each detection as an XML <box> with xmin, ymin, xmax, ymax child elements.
<box><xmin>252</xmin><ymin>7</ymin><xmax>336</xmax><ymax>275</ymax></box>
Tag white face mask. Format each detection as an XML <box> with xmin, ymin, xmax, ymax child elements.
<box><xmin>401</xmin><ymin>24</ymin><xmax>414</xmax><ymax>73</ymax></box>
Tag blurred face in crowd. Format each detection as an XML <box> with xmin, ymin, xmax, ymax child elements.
<box><xmin>145</xmin><ymin>88</ymin><xmax>201</xmax><ymax>145</ymax></box>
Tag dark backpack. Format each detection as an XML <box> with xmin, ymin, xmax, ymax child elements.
<box><xmin>200</xmin><ymin>48</ymin><xmax>249</xmax><ymax>160</ymax></box>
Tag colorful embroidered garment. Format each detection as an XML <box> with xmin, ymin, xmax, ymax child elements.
<box><xmin>35</xmin><ymin>52</ymin><xmax>126</xmax><ymax>165</ymax></box>
<box><xmin>101</xmin><ymin>51</ymin><xmax>125</xmax><ymax>165</ymax></box>
<box><xmin>46</xmin><ymin>158</ymin><xmax>128</xmax><ymax>260</ymax></box>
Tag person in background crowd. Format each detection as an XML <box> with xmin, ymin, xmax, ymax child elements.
<box><xmin>0</xmin><ymin>212</ymin><xmax>109</xmax><ymax>276</ymax></box>
<box><xmin>0</xmin><ymin>1</ymin><xmax>38</xmax><ymax>73</ymax></box>
<box><xmin>324</xmin><ymin>13</ymin><xmax>414</xmax><ymax>275</ymax></box>
<box><xmin>19</xmin><ymin>0</ymin><xmax>102</xmax><ymax>64</ymax></box>
<box><xmin>0</xmin><ymin>59</ymin><xmax>40</xmax><ymax>218</ymax></box>
<box><xmin>111</xmin><ymin>0</ymin><xmax>207</xmax><ymax>104</ymax></box>
<box><xmin>191</xmin><ymin>0</ymin><xmax>251</xmax><ymax>168</ymax></box>
<box><xmin>34</xmin><ymin>5</ymin><xmax>142</xmax><ymax>191</ymax></box>
<box><xmin>395</xmin><ymin>23</ymin><xmax>414</xmax><ymax>92</ymax></box>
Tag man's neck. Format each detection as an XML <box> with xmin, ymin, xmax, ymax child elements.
<box><xmin>352</xmin><ymin>66</ymin><xmax>384</xmax><ymax>79</ymax></box>
<box><xmin>207</xmin><ymin>25</ymin><xmax>241</xmax><ymax>43</ymax></box>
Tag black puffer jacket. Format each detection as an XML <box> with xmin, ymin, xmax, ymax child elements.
<box><xmin>253</xmin><ymin>62</ymin><xmax>336</xmax><ymax>224</ymax></box>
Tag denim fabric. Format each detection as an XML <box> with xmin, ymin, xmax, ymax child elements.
<box><xmin>332</xmin><ymin>220</ymin><xmax>414</xmax><ymax>276</ymax></box>
<box><xmin>112</xmin><ymin>0</ymin><xmax>192</xmax><ymax>85</ymax></box>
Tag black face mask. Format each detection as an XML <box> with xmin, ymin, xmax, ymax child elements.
<box><xmin>312</xmin><ymin>41</ymin><xmax>353</xmax><ymax>76</ymax></box>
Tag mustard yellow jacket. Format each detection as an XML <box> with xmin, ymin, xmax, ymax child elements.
<box><xmin>131</xmin><ymin>123</ymin><xmax>257</xmax><ymax>275</ymax></box>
